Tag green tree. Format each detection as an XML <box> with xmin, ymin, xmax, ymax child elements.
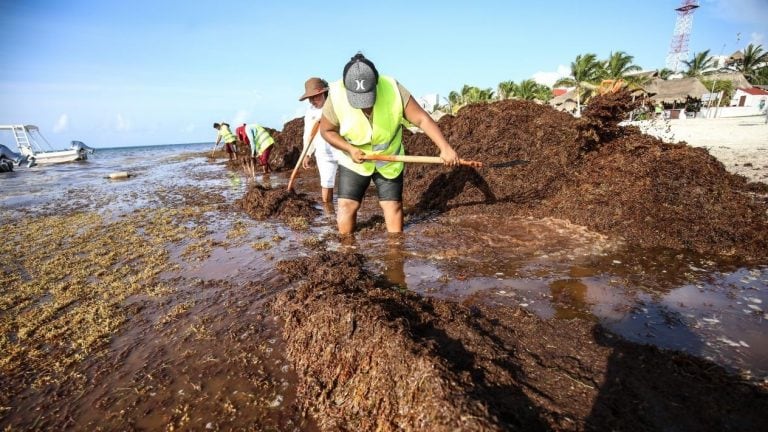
<box><xmin>515</xmin><ymin>79</ymin><xmax>538</xmax><ymax>100</ymax></box>
<box><xmin>460</xmin><ymin>84</ymin><xmax>494</xmax><ymax>104</ymax></box>
<box><xmin>738</xmin><ymin>43</ymin><xmax>768</xmax><ymax>83</ymax></box>
<box><xmin>554</xmin><ymin>53</ymin><xmax>602</xmax><ymax>114</ymax></box>
<box><xmin>700</xmin><ymin>79</ymin><xmax>734</xmax><ymax>107</ymax></box>
<box><xmin>658</xmin><ymin>68</ymin><xmax>674</xmax><ymax>79</ymax></box>
<box><xmin>600</xmin><ymin>51</ymin><xmax>642</xmax><ymax>80</ymax></box>
<box><xmin>497</xmin><ymin>80</ymin><xmax>518</xmax><ymax>100</ymax></box>
<box><xmin>534</xmin><ymin>84</ymin><xmax>553</xmax><ymax>102</ymax></box>
<box><xmin>684</xmin><ymin>50</ymin><xmax>714</xmax><ymax>77</ymax></box>
<box><xmin>752</xmin><ymin>65</ymin><xmax>768</xmax><ymax>85</ymax></box>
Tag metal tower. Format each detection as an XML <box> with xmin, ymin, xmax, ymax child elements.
<box><xmin>665</xmin><ymin>0</ymin><xmax>700</xmax><ymax>72</ymax></box>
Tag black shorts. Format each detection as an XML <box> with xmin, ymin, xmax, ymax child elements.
<box><xmin>337</xmin><ymin>165</ymin><xmax>403</xmax><ymax>202</ymax></box>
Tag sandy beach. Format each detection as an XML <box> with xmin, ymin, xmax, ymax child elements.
<box><xmin>633</xmin><ymin>115</ymin><xmax>768</xmax><ymax>184</ymax></box>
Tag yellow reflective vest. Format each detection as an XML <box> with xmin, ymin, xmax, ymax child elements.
<box><xmin>328</xmin><ymin>75</ymin><xmax>404</xmax><ymax>178</ymax></box>
<box><xmin>218</xmin><ymin>123</ymin><xmax>237</xmax><ymax>143</ymax></box>
<box><xmin>247</xmin><ymin>124</ymin><xmax>274</xmax><ymax>156</ymax></box>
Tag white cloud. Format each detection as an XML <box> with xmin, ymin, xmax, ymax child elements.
<box><xmin>182</xmin><ymin>123</ymin><xmax>196</xmax><ymax>133</ymax></box>
<box><xmin>52</xmin><ymin>114</ymin><xmax>69</xmax><ymax>133</ymax></box>
<box><xmin>115</xmin><ymin>114</ymin><xmax>132</xmax><ymax>131</ymax></box>
<box><xmin>532</xmin><ymin>65</ymin><xmax>570</xmax><ymax>87</ymax></box>
<box><xmin>750</xmin><ymin>32</ymin><xmax>765</xmax><ymax>45</ymax></box>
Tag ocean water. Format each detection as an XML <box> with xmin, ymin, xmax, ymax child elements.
<box><xmin>0</xmin><ymin>142</ymin><xmax>224</xmax><ymax>211</ymax></box>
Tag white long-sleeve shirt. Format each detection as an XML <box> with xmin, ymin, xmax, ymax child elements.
<box><xmin>303</xmin><ymin>105</ymin><xmax>338</xmax><ymax>162</ymax></box>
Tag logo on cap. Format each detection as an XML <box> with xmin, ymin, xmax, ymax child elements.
<box><xmin>355</xmin><ymin>80</ymin><xmax>366</xmax><ymax>91</ymax></box>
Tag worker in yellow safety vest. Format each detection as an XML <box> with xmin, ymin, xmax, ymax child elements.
<box><xmin>212</xmin><ymin>122</ymin><xmax>238</xmax><ymax>161</ymax></box>
<box><xmin>319</xmin><ymin>53</ymin><xmax>461</xmax><ymax>235</ymax></box>
<box><xmin>245</xmin><ymin>123</ymin><xmax>275</xmax><ymax>174</ymax></box>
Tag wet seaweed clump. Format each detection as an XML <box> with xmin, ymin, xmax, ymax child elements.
<box><xmin>271</xmin><ymin>251</ymin><xmax>768</xmax><ymax>431</ymax></box>
<box><xmin>237</xmin><ymin>183</ymin><xmax>319</xmax><ymax>221</ymax></box>
<box><xmin>399</xmin><ymin>94</ymin><xmax>768</xmax><ymax>261</ymax></box>
<box><xmin>270</xmin><ymin>117</ymin><xmax>304</xmax><ymax>171</ymax></box>
<box><xmin>577</xmin><ymin>89</ymin><xmax>644</xmax><ymax>149</ymax></box>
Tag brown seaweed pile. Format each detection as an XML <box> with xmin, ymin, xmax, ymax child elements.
<box><xmin>244</xmin><ymin>91</ymin><xmax>767</xmax><ymax>258</ymax></box>
<box><xmin>272</xmin><ymin>251</ymin><xmax>768</xmax><ymax>431</ymax></box>
<box><xmin>270</xmin><ymin>117</ymin><xmax>304</xmax><ymax>171</ymax></box>
<box><xmin>236</xmin><ymin>183</ymin><xmax>319</xmax><ymax>221</ymax></box>
<box><xmin>398</xmin><ymin>92</ymin><xmax>768</xmax><ymax>261</ymax></box>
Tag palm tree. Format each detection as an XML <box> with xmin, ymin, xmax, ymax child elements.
<box><xmin>683</xmin><ymin>50</ymin><xmax>714</xmax><ymax>77</ymax></box>
<box><xmin>738</xmin><ymin>43</ymin><xmax>768</xmax><ymax>83</ymax></box>
<box><xmin>497</xmin><ymin>80</ymin><xmax>517</xmax><ymax>100</ymax></box>
<box><xmin>534</xmin><ymin>84</ymin><xmax>553</xmax><ymax>102</ymax></box>
<box><xmin>554</xmin><ymin>53</ymin><xmax>602</xmax><ymax>115</ymax></box>
<box><xmin>461</xmin><ymin>85</ymin><xmax>494</xmax><ymax>104</ymax></box>
<box><xmin>514</xmin><ymin>80</ymin><xmax>537</xmax><ymax>100</ymax></box>
<box><xmin>658</xmin><ymin>68</ymin><xmax>674</xmax><ymax>79</ymax></box>
<box><xmin>601</xmin><ymin>51</ymin><xmax>642</xmax><ymax>80</ymax></box>
<box><xmin>753</xmin><ymin>65</ymin><xmax>768</xmax><ymax>85</ymax></box>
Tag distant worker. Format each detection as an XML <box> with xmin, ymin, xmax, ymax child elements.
<box><xmin>298</xmin><ymin>77</ymin><xmax>339</xmax><ymax>204</ymax></box>
<box><xmin>245</xmin><ymin>123</ymin><xmax>275</xmax><ymax>174</ymax></box>
<box><xmin>236</xmin><ymin>123</ymin><xmax>250</xmax><ymax>154</ymax></box>
<box><xmin>654</xmin><ymin>102</ymin><xmax>664</xmax><ymax>120</ymax></box>
<box><xmin>212</xmin><ymin>122</ymin><xmax>238</xmax><ymax>161</ymax></box>
<box><xmin>319</xmin><ymin>52</ymin><xmax>460</xmax><ymax>235</ymax></box>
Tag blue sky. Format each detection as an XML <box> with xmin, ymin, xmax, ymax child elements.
<box><xmin>0</xmin><ymin>0</ymin><xmax>765</xmax><ymax>148</ymax></box>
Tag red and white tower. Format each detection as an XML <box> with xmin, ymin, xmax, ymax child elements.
<box><xmin>666</xmin><ymin>0</ymin><xmax>700</xmax><ymax>72</ymax></box>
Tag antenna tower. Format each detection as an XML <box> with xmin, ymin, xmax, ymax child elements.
<box><xmin>665</xmin><ymin>0</ymin><xmax>700</xmax><ymax>72</ymax></box>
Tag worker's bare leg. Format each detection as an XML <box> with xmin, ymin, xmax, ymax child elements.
<box><xmin>321</xmin><ymin>187</ymin><xmax>333</xmax><ymax>203</ymax></box>
<box><xmin>379</xmin><ymin>200</ymin><xmax>403</xmax><ymax>233</ymax></box>
<box><xmin>337</xmin><ymin>198</ymin><xmax>360</xmax><ymax>235</ymax></box>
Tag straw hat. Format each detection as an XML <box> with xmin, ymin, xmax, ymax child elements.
<box><xmin>299</xmin><ymin>77</ymin><xmax>329</xmax><ymax>101</ymax></box>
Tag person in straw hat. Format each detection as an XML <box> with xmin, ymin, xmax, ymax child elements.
<box><xmin>320</xmin><ymin>52</ymin><xmax>460</xmax><ymax>235</ymax></box>
<box><xmin>298</xmin><ymin>77</ymin><xmax>339</xmax><ymax>205</ymax></box>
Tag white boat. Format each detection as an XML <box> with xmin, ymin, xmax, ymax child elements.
<box><xmin>0</xmin><ymin>124</ymin><xmax>94</xmax><ymax>164</ymax></box>
<box><xmin>0</xmin><ymin>144</ymin><xmax>34</xmax><ymax>172</ymax></box>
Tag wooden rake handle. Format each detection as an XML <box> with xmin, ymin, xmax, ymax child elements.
<box><xmin>286</xmin><ymin>121</ymin><xmax>321</xmax><ymax>191</ymax></box>
<box><xmin>361</xmin><ymin>154</ymin><xmax>483</xmax><ymax>168</ymax></box>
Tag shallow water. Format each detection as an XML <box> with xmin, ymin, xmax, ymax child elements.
<box><xmin>357</xmin><ymin>215</ymin><xmax>768</xmax><ymax>381</ymax></box>
<box><xmin>2</xmin><ymin>143</ymin><xmax>766</xmax><ymax>427</ymax></box>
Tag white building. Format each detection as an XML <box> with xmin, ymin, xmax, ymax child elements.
<box><xmin>730</xmin><ymin>87</ymin><xmax>768</xmax><ymax>108</ymax></box>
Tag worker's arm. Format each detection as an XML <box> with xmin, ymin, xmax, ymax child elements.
<box><xmin>403</xmin><ymin>97</ymin><xmax>459</xmax><ymax>166</ymax></box>
<box><xmin>320</xmin><ymin>115</ymin><xmax>365</xmax><ymax>163</ymax></box>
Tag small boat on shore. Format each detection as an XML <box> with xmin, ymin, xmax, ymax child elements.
<box><xmin>0</xmin><ymin>143</ymin><xmax>34</xmax><ymax>172</ymax></box>
<box><xmin>0</xmin><ymin>124</ymin><xmax>94</xmax><ymax>164</ymax></box>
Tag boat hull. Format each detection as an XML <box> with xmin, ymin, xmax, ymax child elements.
<box><xmin>31</xmin><ymin>149</ymin><xmax>88</xmax><ymax>164</ymax></box>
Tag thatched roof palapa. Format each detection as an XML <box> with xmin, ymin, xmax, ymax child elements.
<box><xmin>644</xmin><ymin>77</ymin><xmax>709</xmax><ymax>104</ymax></box>
<box><xmin>702</xmin><ymin>71</ymin><xmax>752</xmax><ymax>89</ymax></box>
<box><xmin>549</xmin><ymin>88</ymin><xmax>578</xmax><ymax>112</ymax></box>
<box><xmin>727</xmin><ymin>50</ymin><xmax>744</xmax><ymax>64</ymax></box>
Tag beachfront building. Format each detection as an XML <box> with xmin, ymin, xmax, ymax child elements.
<box><xmin>730</xmin><ymin>87</ymin><xmax>768</xmax><ymax>108</ymax></box>
<box><xmin>645</xmin><ymin>77</ymin><xmax>708</xmax><ymax>118</ymax></box>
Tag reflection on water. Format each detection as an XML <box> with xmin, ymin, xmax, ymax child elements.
<box><xmin>382</xmin><ymin>233</ymin><xmax>407</xmax><ymax>289</ymax></box>
<box><xmin>359</xmin><ymin>213</ymin><xmax>768</xmax><ymax>381</ymax></box>
<box><xmin>549</xmin><ymin>279</ymin><xmax>593</xmax><ymax>320</ymax></box>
